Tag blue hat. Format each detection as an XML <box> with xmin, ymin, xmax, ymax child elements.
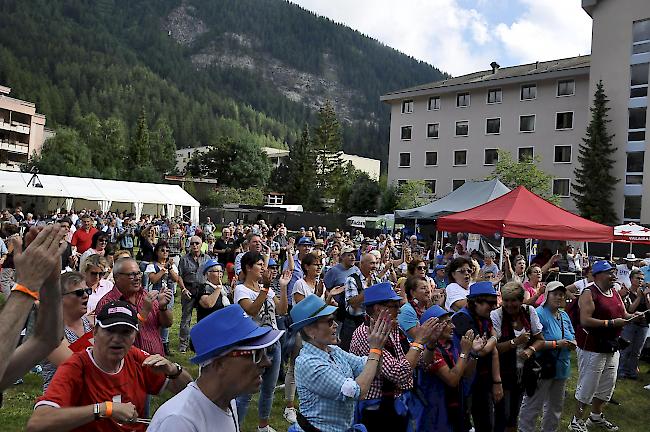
<box><xmin>298</xmin><ymin>236</ymin><xmax>314</xmax><ymax>246</ymax></box>
<box><xmin>190</xmin><ymin>305</ymin><xmax>284</xmax><ymax>364</ymax></box>
<box><xmin>268</xmin><ymin>258</ymin><xmax>278</xmax><ymax>267</ymax></box>
<box><xmin>290</xmin><ymin>295</ymin><xmax>338</xmax><ymax>331</ymax></box>
<box><xmin>201</xmin><ymin>259</ymin><xmax>223</xmax><ymax>275</ymax></box>
<box><xmin>592</xmin><ymin>260</ymin><xmax>615</xmax><ymax>275</ymax></box>
<box><xmin>435</xmin><ymin>264</ymin><xmax>446</xmax><ymax>271</ymax></box>
<box><xmin>467</xmin><ymin>281</ymin><xmax>497</xmax><ymax>298</ymax></box>
<box><xmin>420</xmin><ymin>305</ymin><xmax>451</xmax><ymax>324</ymax></box>
<box><xmin>363</xmin><ymin>282</ymin><xmax>402</xmax><ymax>306</ymax></box>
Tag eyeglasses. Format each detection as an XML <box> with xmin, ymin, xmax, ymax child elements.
<box><xmin>64</xmin><ymin>287</ymin><xmax>92</xmax><ymax>297</ymax></box>
<box><xmin>416</xmin><ymin>266</ymin><xmax>427</xmax><ymax>270</ymax></box>
<box><xmin>190</xmin><ymin>242</ymin><xmax>201</xmax><ymax>245</ymax></box>
<box><xmin>455</xmin><ymin>268</ymin><xmax>472</xmax><ymax>274</ymax></box>
<box><xmin>118</xmin><ymin>271</ymin><xmax>143</xmax><ymax>279</ymax></box>
<box><xmin>228</xmin><ymin>348</ymin><xmax>268</xmax><ymax>364</ymax></box>
<box><xmin>98</xmin><ymin>239</ymin><xmax>108</xmax><ymax>243</ymax></box>
<box><xmin>89</xmin><ymin>271</ymin><xmax>106</xmax><ymax>277</ymax></box>
<box><xmin>159</xmin><ymin>249</ymin><xmax>170</xmax><ymax>252</ymax></box>
<box><xmin>207</xmin><ymin>269</ymin><xmax>224</xmax><ymax>273</ymax></box>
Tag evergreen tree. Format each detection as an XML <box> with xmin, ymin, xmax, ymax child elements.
<box><xmin>25</xmin><ymin>128</ymin><xmax>94</xmax><ymax>177</ymax></box>
<box><xmin>572</xmin><ymin>81</ymin><xmax>619</xmax><ymax>224</ymax></box>
<box><xmin>286</xmin><ymin>125</ymin><xmax>320</xmax><ymax>210</ymax></box>
<box><xmin>130</xmin><ymin>107</ymin><xmax>151</xmax><ymax>168</ymax></box>
<box><xmin>150</xmin><ymin>118</ymin><xmax>177</xmax><ymax>174</ymax></box>
<box><xmin>312</xmin><ymin>101</ymin><xmax>344</xmax><ymax>200</ymax></box>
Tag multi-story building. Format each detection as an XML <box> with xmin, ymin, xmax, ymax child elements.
<box><xmin>176</xmin><ymin>146</ymin><xmax>381</xmax><ymax>181</ymax></box>
<box><xmin>383</xmin><ymin>0</ymin><xmax>650</xmax><ymax>223</ymax></box>
<box><xmin>0</xmin><ymin>85</ymin><xmax>46</xmax><ymax>171</ymax></box>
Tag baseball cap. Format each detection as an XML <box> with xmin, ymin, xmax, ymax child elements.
<box><xmin>268</xmin><ymin>258</ymin><xmax>278</xmax><ymax>267</ymax></box>
<box><xmin>542</xmin><ymin>281</ymin><xmax>566</xmax><ymax>306</ymax></box>
<box><xmin>297</xmin><ymin>237</ymin><xmax>314</xmax><ymax>246</ymax></box>
<box><xmin>96</xmin><ymin>300</ymin><xmax>139</xmax><ymax>331</ymax></box>
<box><xmin>435</xmin><ymin>264</ymin><xmax>446</xmax><ymax>271</ymax></box>
<box><xmin>341</xmin><ymin>245</ymin><xmax>356</xmax><ymax>254</ymax></box>
<box><xmin>202</xmin><ymin>258</ymin><xmax>223</xmax><ymax>275</ymax></box>
<box><xmin>592</xmin><ymin>260</ymin><xmax>615</xmax><ymax>275</ymax></box>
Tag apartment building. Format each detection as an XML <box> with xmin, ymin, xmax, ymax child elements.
<box><xmin>0</xmin><ymin>85</ymin><xmax>46</xmax><ymax>171</ymax></box>
<box><xmin>584</xmin><ymin>0</ymin><xmax>650</xmax><ymax>222</ymax></box>
<box><xmin>382</xmin><ymin>57</ymin><xmax>590</xmax><ymax>213</ymax></box>
<box><xmin>383</xmin><ymin>0</ymin><xmax>650</xmax><ymax>223</ymax></box>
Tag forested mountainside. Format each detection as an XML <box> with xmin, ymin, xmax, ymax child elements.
<box><xmin>0</xmin><ymin>0</ymin><xmax>446</xmax><ymax>169</ymax></box>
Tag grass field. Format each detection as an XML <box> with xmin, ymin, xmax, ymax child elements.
<box><xmin>3</xmin><ymin>296</ymin><xmax>650</xmax><ymax>431</ymax></box>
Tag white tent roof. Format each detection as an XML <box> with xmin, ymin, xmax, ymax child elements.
<box><xmin>0</xmin><ymin>171</ymin><xmax>200</xmax><ymax>221</ymax></box>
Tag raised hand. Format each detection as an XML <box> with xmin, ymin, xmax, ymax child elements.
<box><xmin>142</xmin><ymin>354</ymin><xmax>174</xmax><ymax>375</ymax></box>
<box><xmin>143</xmin><ymin>290</ymin><xmax>158</xmax><ymax>313</ymax></box>
<box><xmin>472</xmin><ymin>335</ymin><xmax>487</xmax><ymax>352</ymax></box>
<box><xmin>367</xmin><ymin>309</ymin><xmax>393</xmax><ymax>350</ymax></box>
<box><xmin>279</xmin><ymin>269</ymin><xmax>292</xmax><ymax>288</ymax></box>
<box><xmin>157</xmin><ymin>287</ymin><xmax>172</xmax><ymax>308</ymax></box>
<box><xmin>14</xmin><ymin>224</ymin><xmax>68</xmax><ymax>293</ymax></box>
<box><xmin>460</xmin><ymin>329</ymin><xmax>475</xmax><ymax>354</ymax></box>
<box><xmin>414</xmin><ymin>317</ymin><xmax>441</xmax><ymax>346</ymax></box>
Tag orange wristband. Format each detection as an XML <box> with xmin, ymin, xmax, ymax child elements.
<box><xmin>11</xmin><ymin>283</ymin><xmax>39</xmax><ymax>300</ymax></box>
<box><xmin>369</xmin><ymin>348</ymin><xmax>382</xmax><ymax>356</ymax></box>
<box><xmin>137</xmin><ymin>313</ymin><xmax>145</xmax><ymax>322</ymax></box>
<box><xmin>410</xmin><ymin>342</ymin><xmax>425</xmax><ymax>350</ymax></box>
<box><xmin>104</xmin><ymin>401</ymin><xmax>113</xmax><ymax>418</ymax></box>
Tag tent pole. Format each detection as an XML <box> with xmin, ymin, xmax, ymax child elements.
<box><xmin>414</xmin><ymin>218</ymin><xmax>418</xmax><ymax>236</ymax></box>
<box><xmin>630</xmin><ymin>241</ymin><xmax>633</xmax><ymax>254</ymax></box>
<box><xmin>435</xmin><ymin>230</ymin><xmax>439</xmax><ymax>252</ymax></box>
<box><xmin>585</xmin><ymin>242</ymin><xmax>589</xmax><ymax>259</ymax></box>
<box><xmin>499</xmin><ymin>236</ymin><xmax>505</xmax><ymax>272</ymax></box>
<box><xmin>610</xmin><ymin>242</ymin><xmax>614</xmax><ymax>259</ymax></box>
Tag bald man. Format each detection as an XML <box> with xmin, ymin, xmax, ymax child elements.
<box><xmin>178</xmin><ymin>235</ymin><xmax>212</xmax><ymax>352</ymax></box>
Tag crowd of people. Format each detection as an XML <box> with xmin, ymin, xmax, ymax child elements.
<box><xmin>0</xmin><ymin>205</ymin><xmax>649</xmax><ymax>432</ymax></box>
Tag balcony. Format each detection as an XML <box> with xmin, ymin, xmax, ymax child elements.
<box><xmin>0</xmin><ymin>139</ymin><xmax>29</xmax><ymax>154</ymax></box>
<box><xmin>0</xmin><ymin>119</ymin><xmax>30</xmax><ymax>135</ymax></box>
<box><xmin>0</xmin><ymin>162</ymin><xmax>21</xmax><ymax>172</ymax></box>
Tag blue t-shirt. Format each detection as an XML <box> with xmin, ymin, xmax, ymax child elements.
<box><xmin>398</xmin><ymin>302</ymin><xmax>419</xmax><ymax>342</ymax></box>
<box><xmin>535</xmin><ymin>305</ymin><xmax>576</xmax><ymax>380</ymax></box>
<box><xmin>640</xmin><ymin>265</ymin><xmax>650</xmax><ymax>283</ymax></box>
<box><xmin>283</xmin><ymin>255</ymin><xmax>304</xmax><ymax>305</ymax></box>
<box><xmin>323</xmin><ymin>264</ymin><xmax>360</xmax><ymax>290</ymax></box>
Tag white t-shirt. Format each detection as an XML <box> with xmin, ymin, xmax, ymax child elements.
<box><xmin>292</xmin><ymin>278</ymin><xmax>315</xmax><ymax>302</ymax></box>
<box><xmin>145</xmin><ymin>262</ymin><xmax>179</xmax><ymax>291</ymax></box>
<box><xmin>445</xmin><ymin>282</ymin><xmax>471</xmax><ymax>311</ymax></box>
<box><xmin>616</xmin><ymin>264</ymin><xmax>636</xmax><ymax>289</ymax></box>
<box><xmin>234</xmin><ymin>284</ymin><xmax>278</xmax><ymax>329</ymax></box>
<box><xmin>148</xmin><ymin>382</ymin><xmax>239</xmax><ymax>432</ymax></box>
<box><xmin>87</xmin><ymin>279</ymin><xmax>114</xmax><ymax>315</ymax></box>
<box><xmin>574</xmin><ymin>278</ymin><xmax>591</xmax><ymax>295</ymax></box>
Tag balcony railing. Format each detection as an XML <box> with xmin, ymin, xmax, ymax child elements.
<box><xmin>0</xmin><ymin>139</ymin><xmax>29</xmax><ymax>153</ymax></box>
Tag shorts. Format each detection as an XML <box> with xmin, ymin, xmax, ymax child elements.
<box><xmin>574</xmin><ymin>348</ymin><xmax>619</xmax><ymax>404</ymax></box>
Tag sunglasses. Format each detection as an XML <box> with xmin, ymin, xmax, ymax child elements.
<box><xmin>159</xmin><ymin>248</ymin><xmax>170</xmax><ymax>252</ymax></box>
<box><xmin>89</xmin><ymin>271</ymin><xmax>106</xmax><ymax>277</ymax></box>
<box><xmin>416</xmin><ymin>266</ymin><xmax>427</xmax><ymax>270</ymax></box>
<box><xmin>64</xmin><ymin>287</ymin><xmax>92</xmax><ymax>297</ymax></box>
<box><xmin>118</xmin><ymin>271</ymin><xmax>143</xmax><ymax>279</ymax></box>
<box><xmin>98</xmin><ymin>239</ymin><xmax>108</xmax><ymax>243</ymax></box>
<box><xmin>190</xmin><ymin>242</ymin><xmax>201</xmax><ymax>245</ymax></box>
<box><xmin>228</xmin><ymin>348</ymin><xmax>268</xmax><ymax>364</ymax></box>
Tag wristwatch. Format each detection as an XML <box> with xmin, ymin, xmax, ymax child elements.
<box><xmin>459</xmin><ymin>353</ymin><xmax>468</xmax><ymax>359</ymax></box>
<box><xmin>167</xmin><ymin>362</ymin><xmax>183</xmax><ymax>379</ymax></box>
<box><xmin>93</xmin><ymin>403</ymin><xmax>101</xmax><ymax>420</ymax></box>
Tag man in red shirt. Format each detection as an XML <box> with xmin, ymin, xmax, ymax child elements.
<box><xmin>71</xmin><ymin>215</ymin><xmax>98</xmax><ymax>254</ymax></box>
<box><xmin>26</xmin><ymin>300</ymin><xmax>192</xmax><ymax>432</ymax></box>
<box><xmin>95</xmin><ymin>258</ymin><xmax>172</xmax><ymax>356</ymax></box>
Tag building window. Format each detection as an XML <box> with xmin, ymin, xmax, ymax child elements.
<box><xmin>627</xmin><ymin>174</ymin><xmax>644</xmax><ymax>184</ymax></box>
<box><xmin>401</xmin><ymin>100</ymin><xmax>413</xmax><ymax>113</ymax></box>
<box><xmin>554</xmin><ymin>145</ymin><xmax>572</xmax><ymax>163</ymax></box>
<box><xmin>519</xmin><ymin>115</ymin><xmax>536</xmax><ymax>132</ymax></box>
<box><xmin>633</xmin><ymin>19</ymin><xmax>650</xmax><ymax>54</ymax></box>
<box><xmin>552</xmin><ymin>179</ymin><xmax>570</xmax><ymax>197</ymax></box>
<box><xmin>425</xmin><ymin>151</ymin><xmax>438</xmax><ymax>166</ymax></box>
<box><xmin>521</xmin><ymin>84</ymin><xmax>537</xmax><ymax>100</ymax></box>
<box><xmin>630</xmin><ymin>63</ymin><xmax>649</xmax><ymax>98</ymax></box>
<box><xmin>401</xmin><ymin>126</ymin><xmax>412</xmax><ymax>140</ymax></box>
<box><xmin>627</xmin><ymin>151</ymin><xmax>645</xmax><ymax>173</ymax></box>
<box><xmin>484</xmin><ymin>149</ymin><xmax>499</xmax><ymax>166</ymax></box>
<box><xmin>426</xmin><ymin>123</ymin><xmax>439</xmax><ymax>139</ymax></box>
<box><xmin>424</xmin><ymin>180</ymin><xmax>436</xmax><ymax>194</ymax></box>
<box><xmin>629</xmin><ymin>107</ymin><xmax>647</xmax><ymax>130</ymax></box>
<box><xmin>399</xmin><ymin>153</ymin><xmax>411</xmax><ymax>167</ymax></box>
<box><xmin>455</xmin><ymin>121</ymin><xmax>469</xmax><ymax>137</ymax></box>
<box><xmin>556</xmin><ymin>112</ymin><xmax>574</xmax><ymax>130</ymax></box>
<box><xmin>456</xmin><ymin>92</ymin><xmax>470</xmax><ymax>107</ymax></box>
<box><xmin>518</xmin><ymin>147</ymin><xmax>534</xmax><ymax>162</ymax></box>
<box><xmin>486</xmin><ymin>118</ymin><xmax>501</xmax><ymax>134</ymax></box>
<box><xmin>624</xmin><ymin>195</ymin><xmax>642</xmax><ymax>220</ymax></box>
<box><xmin>428</xmin><ymin>96</ymin><xmax>440</xmax><ymax>110</ymax></box>
<box><xmin>452</xmin><ymin>179</ymin><xmax>465</xmax><ymax>191</ymax></box>
<box><xmin>557</xmin><ymin>79</ymin><xmax>575</xmax><ymax>97</ymax></box>
<box><xmin>266</xmin><ymin>194</ymin><xmax>284</xmax><ymax>205</ymax></box>
<box><xmin>454</xmin><ymin>150</ymin><xmax>467</xmax><ymax>166</ymax></box>
<box><xmin>397</xmin><ymin>179</ymin><xmax>407</xmax><ymax>187</ymax></box>
<box><xmin>487</xmin><ymin>88</ymin><xmax>502</xmax><ymax>104</ymax></box>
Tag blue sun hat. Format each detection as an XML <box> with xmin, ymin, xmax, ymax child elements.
<box><xmin>190</xmin><ymin>304</ymin><xmax>284</xmax><ymax>364</ymax></box>
<box><xmin>420</xmin><ymin>305</ymin><xmax>452</xmax><ymax>324</ymax></box>
<box><xmin>363</xmin><ymin>282</ymin><xmax>402</xmax><ymax>306</ymax></box>
<box><xmin>290</xmin><ymin>294</ymin><xmax>338</xmax><ymax>331</ymax></box>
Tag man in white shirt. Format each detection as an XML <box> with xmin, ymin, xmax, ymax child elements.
<box><xmin>616</xmin><ymin>254</ymin><xmax>639</xmax><ymax>289</ymax></box>
<box><xmin>148</xmin><ymin>305</ymin><xmax>283</xmax><ymax>432</ymax></box>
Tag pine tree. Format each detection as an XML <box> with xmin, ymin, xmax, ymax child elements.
<box><xmin>130</xmin><ymin>107</ymin><xmax>151</xmax><ymax>168</ymax></box>
<box><xmin>286</xmin><ymin>125</ymin><xmax>320</xmax><ymax>210</ymax></box>
<box><xmin>572</xmin><ymin>81</ymin><xmax>619</xmax><ymax>224</ymax></box>
<box><xmin>313</xmin><ymin>100</ymin><xmax>344</xmax><ymax>200</ymax></box>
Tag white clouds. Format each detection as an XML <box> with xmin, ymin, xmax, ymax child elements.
<box><xmin>495</xmin><ymin>0</ymin><xmax>592</xmax><ymax>64</ymax></box>
<box><xmin>289</xmin><ymin>1</ymin><xmax>592</xmax><ymax>77</ymax></box>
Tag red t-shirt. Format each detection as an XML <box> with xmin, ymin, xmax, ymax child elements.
<box><xmin>72</xmin><ymin>227</ymin><xmax>99</xmax><ymax>254</ymax></box>
<box><xmin>35</xmin><ymin>347</ymin><xmax>167</xmax><ymax>432</ymax></box>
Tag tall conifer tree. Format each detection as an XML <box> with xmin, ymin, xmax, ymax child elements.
<box><xmin>573</xmin><ymin>81</ymin><xmax>619</xmax><ymax>224</ymax></box>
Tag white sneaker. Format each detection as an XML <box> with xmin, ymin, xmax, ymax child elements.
<box><xmin>283</xmin><ymin>407</ymin><xmax>298</xmax><ymax>424</ymax></box>
<box><xmin>568</xmin><ymin>416</ymin><xmax>588</xmax><ymax>432</ymax></box>
<box><xmin>586</xmin><ymin>413</ymin><xmax>619</xmax><ymax>431</ymax></box>
<box><xmin>257</xmin><ymin>426</ymin><xmax>277</xmax><ymax>432</ymax></box>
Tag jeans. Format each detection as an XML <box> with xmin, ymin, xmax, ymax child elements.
<box><xmin>618</xmin><ymin>323</ymin><xmax>649</xmax><ymax>378</ymax></box>
<box><xmin>236</xmin><ymin>340</ymin><xmax>282</xmax><ymax>422</ymax></box>
<box><xmin>469</xmin><ymin>376</ymin><xmax>494</xmax><ymax>432</ymax></box>
<box><xmin>179</xmin><ymin>293</ymin><xmax>196</xmax><ymax>350</ymax></box>
<box><xmin>518</xmin><ymin>378</ymin><xmax>567</xmax><ymax>432</ymax></box>
<box><xmin>159</xmin><ymin>282</ymin><xmax>176</xmax><ymax>345</ymax></box>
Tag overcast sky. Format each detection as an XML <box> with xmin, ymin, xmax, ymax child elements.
<box><xmin>289</xmin><ymin>0</ymin><xmax>592</xmax><ymax>77</ymax></box>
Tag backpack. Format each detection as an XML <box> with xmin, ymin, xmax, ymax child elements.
<box><xmin>335</xmin><ymin>273</ymin><xmax>363</xmax><ymax>321</ymax></box>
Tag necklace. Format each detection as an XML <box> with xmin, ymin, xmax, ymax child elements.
<box><xmin>593</xmin><ymin>282</ymin><xmax>613</xmax><ymax>297</ymax></box>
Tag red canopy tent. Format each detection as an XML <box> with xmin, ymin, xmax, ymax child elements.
<box><xmin>437</xmin><ymin>186</ymin><xmax>613</xmax><ymax>242</ymax></box>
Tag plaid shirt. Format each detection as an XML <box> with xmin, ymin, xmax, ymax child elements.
<box><xmin>294</xmin><ymin>342</ymin><xmax>366</xmax><ymax>432</ymax></box>
<box><xmin>344</xmin><ymin>272</ymin><xmax>380</xmax><ymax>316</ymax></box>
<box><xmin>350</xmin><ymin>325</ymin><xmax>413</xmax><ymax>400</ymax></box>
<box><xmin>162</xmin><ymin>232</ymin><xmax>184</xmax><ymax>256</ymax></box>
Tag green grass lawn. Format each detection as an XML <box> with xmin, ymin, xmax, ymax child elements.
<box><xmin>3</xmin><ymin>296</ymin><xmax>650</xmax><ymax>431</ymax></box>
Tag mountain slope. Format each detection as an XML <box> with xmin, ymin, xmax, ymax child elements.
<box><xmin>0</xmin><ymin>0</ymin><xmax>447</xmax><ymax>165</ymax></box>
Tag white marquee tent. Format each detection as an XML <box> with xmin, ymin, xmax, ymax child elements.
<box><xmin>0</xmin><ymin>171</ymin><xmax>201</xmax><ymax>224</ymax></box>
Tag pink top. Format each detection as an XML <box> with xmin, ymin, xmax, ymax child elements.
<box><xmin>523</xmin><ymin>281</ymin><xmax>545</xmax><ymax>306</ymax></box>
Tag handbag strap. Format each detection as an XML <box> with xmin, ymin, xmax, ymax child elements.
<box><xmin>296</xmin><ymin>411</ymin><xmax>322</xmax><ymax>432</ymax></box>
